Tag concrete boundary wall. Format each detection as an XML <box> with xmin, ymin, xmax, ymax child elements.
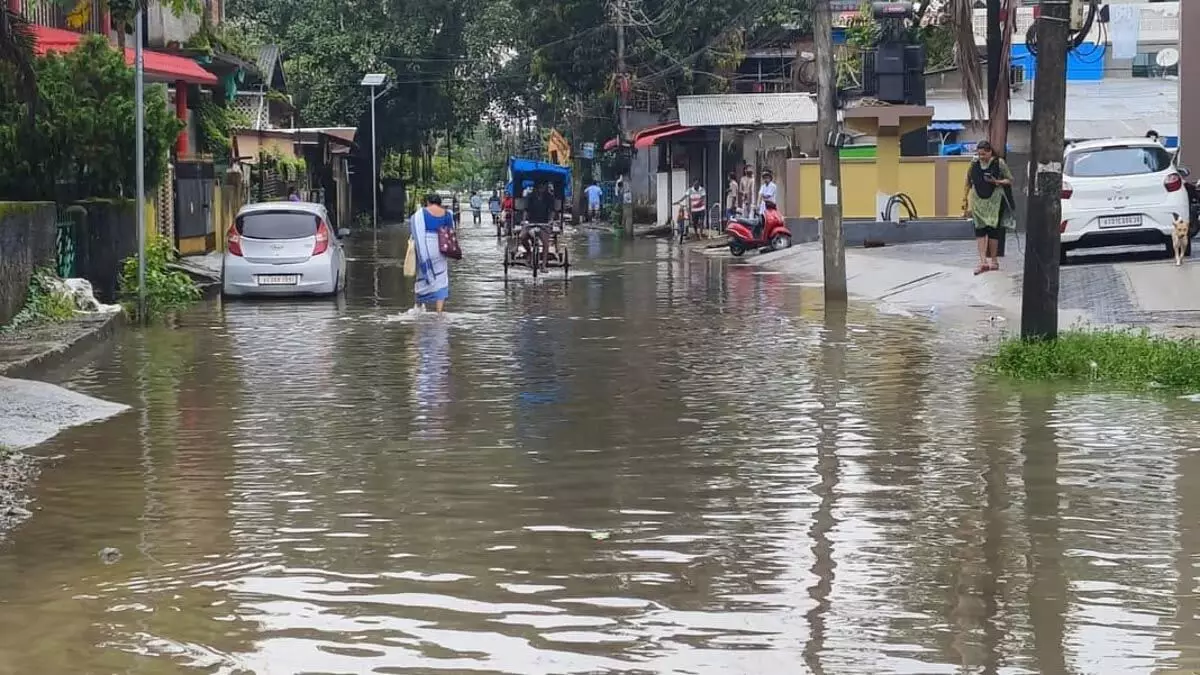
<box><xmin>0</xmin><ymin>202</ymin><xmax>57</xmax><ymax>326</ymax></box>
<box><xmin>786</xmin><ymin>217</ymin><xmax>977</xmax><ymax>248</ymax></box>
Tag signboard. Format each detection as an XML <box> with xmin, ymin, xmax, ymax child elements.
<box><xmin>581</xmin><ymin>142</ymin><xmax>595</xmax><ymax>160</ymax></box>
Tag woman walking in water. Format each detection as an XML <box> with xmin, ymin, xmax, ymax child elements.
<box><xmin>410</xmin><ymin>193</ymin><xmax>454</xmax><ymax>312</ymax></box>
<box><xmin>962</xmin><ymin>141</ymin><xmax>1014</xmax><ymax>275</ymax></box>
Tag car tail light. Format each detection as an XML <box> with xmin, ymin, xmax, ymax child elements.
<box><xmin>313</xmin><ymin>220</ymin><xmax>331</xmax><ymax>255</ymax></box>
<box><xmin>1165</xmin><ymin>173</ymin><xmax>1184</xmax><ymax>192</ymax></box>
<box><xmin>227</xmin><ymin>225</ymin><xmax>243</xmax><ymax>257</ymax></box>
<box><xmin>1061</xmin><ymin>181</ymin><xmax>1073</xmax><ymax>199</ymax></box>
<box><xmin>1060</xmin><ymin>220</ymin><xmax>1068</xmax><ymax>233</ymax></box>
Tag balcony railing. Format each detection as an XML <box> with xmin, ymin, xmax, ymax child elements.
<box><xmin>16</xmin><ymin>0</ymin><xmax>107</xmax><ymax>35</ymax></box>
<box><xmin>972</xmin><ymin>1</ymin><xmax>1178</xmax><ymax>46</ymax></box>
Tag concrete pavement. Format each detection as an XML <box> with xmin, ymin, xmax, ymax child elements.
<box><xmin>716</xmin><ymin>239</ymin><xmax>1200</xmax><ymax>334</ymax></box>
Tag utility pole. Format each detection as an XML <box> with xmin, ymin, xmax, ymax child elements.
<box><xmin>813</xmin><ymin>0</ymin><xmax>847</xmax><ymax>303</ymax></box>
<box><xmin>134</xmin><ymin>7</ymin><xmax>146</xmax><ymax>322</ymax></box>
<box><xmin>987</xmin><ymin>0</ymin><xmax>1007</xmax><ymax>257</ymax></box>
<box><xmin>1020</xmin><ymin>0</ymin><xmax>1070</xmax><ymax>340</ymax></box>
<box><xmin>615</xmin><ymin>0</ymin><xmax>633</xmax><ymax>238</ymax></box>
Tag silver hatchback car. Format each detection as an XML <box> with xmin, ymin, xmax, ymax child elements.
<box><xmin>223</xmin><ymin>202</ymin><xmax>349</xmax><ymax>297</ymax></box>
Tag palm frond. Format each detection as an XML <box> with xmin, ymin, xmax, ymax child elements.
<box><xmin>0</xmin><ymin>6</ymin><xmax>38</xmax><ymax>110</ymax></box>
<box><xmin>947</xmin><ymin>0</ymin><xmax>985</xmax><ymax>123</ymax></box>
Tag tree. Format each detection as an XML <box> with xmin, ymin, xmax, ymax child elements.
<box><xmin>0</xmin><ymin>7</ymin><xmax>36</xmax><ymax>109</ymax></box>
<box><xmin>0</xmin><ymin>35</ymin><xmax>183</xmax><ymax>200</ymax></box>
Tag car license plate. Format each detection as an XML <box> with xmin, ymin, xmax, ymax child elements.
<box><xmin>1098</xmin><ymin>215</ymin><xmax>1142</xmax><ymax>228</ymax></box>
<box><xmin>256</xmin><ymin>274</ymin><xmax>299</xmax><ymax>286</ymax></box>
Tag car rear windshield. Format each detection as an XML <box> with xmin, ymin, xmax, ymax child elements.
<box><xmin>1065</xmin><ymin>146</ymin><xmax>1174</xmax><ymax>177</ymax></box>
<box><xmin>237</xmin><ymin>212</ymin><xmax>319</xmax><ymax>239</ymax></box>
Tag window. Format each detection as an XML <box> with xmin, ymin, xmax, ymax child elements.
<box><xmin>1065</xmin><ymin>145</ymin><xmax>1174</xmax><ymax>178</ymax></box>
<box><xmin>1132</xmin><ymin>51</ymin><xmax>1179</xmax><ymax>78</ymax></box>
<box><xmin>237</xmin><ymin>212</ymin><xmax>319</xmax><ymax>239</ymax></box>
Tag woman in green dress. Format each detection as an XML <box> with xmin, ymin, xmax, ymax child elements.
<box><xmin>961</xmin><ymin>141</ymin><xmax>1015</xmax><ymax>275</ymax></box>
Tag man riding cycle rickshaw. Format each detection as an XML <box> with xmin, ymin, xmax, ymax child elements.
<box><xmin>502</xmin><ymin>157</ymin><xmax>571</xmax><ymax>279</ymax></box>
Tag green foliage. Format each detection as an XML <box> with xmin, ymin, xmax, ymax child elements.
<box><xmin>118</xmin><ymin>237</ymin><xmax>202</xmax><ymax>320</ymax></box>
<box><xmin>196</xmin><ymin>99</ymin><xmax>249</xmax><ymax>158</ymax></box>
<box><xmin>258</xmin><ymin>148</ymin><xmax>306</xmax><ymax>181</ymax></box>
<box><xmin>0</xmin><ymin>35</ymin><xmax>183</xmax><ymax>200</ymax></box>
<box><xmin>2</xmin><ymin>268</ymin><xmax>76</xmax><ymax>332</ymax></box>
<box><xmin>186</xmin><ymin>13</ymin><xmax>260</xmax><ymax>63</ymax></box>
<box><xmin>986</xmin><ymin>329</ymin><xmax>1200</xmax><ymax>390</ymax></box>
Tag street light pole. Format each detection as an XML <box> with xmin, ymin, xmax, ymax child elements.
<box><xmin>134</xmin><ymin>8</ymin><xmax>147</xmax><ymax>321</ymax></box>
<box><xmin>370</xmin><ymin>84</ymin><xmax>378</xmax><ymax>232</ymax></box>
<box><xmin>361</xmin><ymin>73</ymin><xmax>388</xmax><ymax>237</ymax></box>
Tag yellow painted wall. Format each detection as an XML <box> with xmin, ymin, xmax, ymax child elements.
<box><xmin>946</xmin><ymin>159</ymin><xmax>971</xmax><ymax>212</ymax></box>
<box><xmin>789</xmin><ymin>157</ymin><xmax>974</xmax><ymax>219</ymax></box>
<box><xmin>145</xmin><ymin>201</ymin><xmax>159</xmax><ymax>243</ymax></box>
<box><xmin>897</xmin><ymin>160</ymin><xmax>937</xmax><ymax>217</ymax></box>
<box><xmin>234</xmin><ymin>133</ymin><xmax>298</xmax><ymax>161</ymax></box>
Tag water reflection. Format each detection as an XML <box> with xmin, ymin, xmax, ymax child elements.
<box><xmin>409</xmin><ymin>316</ymin><xmax>453</xmax><ymax>439</ymax></box>
<box><xmin>0</xmin><ymin>231</ymin><xmax>1199</xmax><ymax>673</ymax></box>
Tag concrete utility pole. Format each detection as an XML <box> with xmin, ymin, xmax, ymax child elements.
<box><xmin>615</xmin><ymin>0</ymin><xmax>634</xmax><ymax>238</ymax></box>
<box><xmin>987</xmin><ymin>0</ymin><xmax>1007</xmax><ymax>258</ymax></box>
<box><xmin>134</xmin><ymin>8</ymin><xmax>147</xmax><ymax>322</ymax></box>
<box><xmin>1019</xmin><ymin>0</ymin><xmax>1070</xmax><ymax>340</ymax></box>
<box><xmin>813</xmin><ymin>0</ymin><xmax>847</xmax><ymax>302</ymax></box>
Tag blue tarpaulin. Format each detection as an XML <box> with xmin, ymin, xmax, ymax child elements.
<box><xmin>507</xmin><ymin>157</ymin><xmax>573</xmax><ymax>198</ymax></box>
<box><xmin>929</xmin><ymin>122</ymin><xmax>965</xmax><ymax>132</ymax></box>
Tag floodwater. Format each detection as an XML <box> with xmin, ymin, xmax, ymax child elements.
<box><xmin>1</xmin><ymin>227</ymin><xmax>1199</xmax><ymax>675</ymax></box>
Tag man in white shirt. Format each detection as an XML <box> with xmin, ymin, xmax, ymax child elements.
<box><xmin>584</xmin><ymin>181</ymin><xmax>604</xmax><ymax>222</ymax></box>
<box><xmin>757</xmin><ymin>170</ymin><xmax>778</xmax><ymax>216</ymax></box>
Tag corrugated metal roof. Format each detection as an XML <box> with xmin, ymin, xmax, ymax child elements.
<box><xmin>929</xmin><ymin>79</ymin><xmax>1177</xmax><ymax>138</ymax></box>
<box><xmin>257</xmin><ymin>44</ymin><xmax>284</xmax><ymax>88</ymax></box>
<box><xmin>677</xmin><ymin>93</ymin><xmax>819</xmax><ymax>127</ymax></box>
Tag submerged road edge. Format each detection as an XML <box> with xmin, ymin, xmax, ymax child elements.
<box><xmin>0</xmin><ymin>311</ymin><xmax>131</xmax><ymax>540</ymax></box>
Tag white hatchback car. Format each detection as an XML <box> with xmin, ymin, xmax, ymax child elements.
<box><xmin>1060</xmin><ymin>138</ymin><xmax>1192</xmax><ymax>263</ymax></box>
<box><xmin>222</xmin><ymin>202</ymin><xmax>349</xmax><ymax>297</ymax></box>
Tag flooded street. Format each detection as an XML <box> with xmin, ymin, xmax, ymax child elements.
<box><xmin>1</xmin><ymin>227</ymin><xmax>1199</xmax><ymax>674</ymax></box>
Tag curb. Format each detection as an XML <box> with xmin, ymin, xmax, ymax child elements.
<box><xmin>0</xmin><ymin>311</ymin><xmax>126</xmax><ymax>380</ymax></box>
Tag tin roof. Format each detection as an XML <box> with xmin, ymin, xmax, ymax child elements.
<box><xmin>677</xmin><ymin>93</ymin><xmax>819</xmax><ymax>127</ymax></box>
<box><xmin>928</xmin><ymin>79</ymin><xmax>1178</xmax><ymax>138</ymax></box>
<box><xmin>256</xmin><ymin>44</ymin><xmax>286</xmax><ymax>90</ymax></box>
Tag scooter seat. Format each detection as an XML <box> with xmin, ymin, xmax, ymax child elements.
<box><xmin>734</xmin><ymin>217</ymin><xmax>760</xmax><ymax>227</ymax></box>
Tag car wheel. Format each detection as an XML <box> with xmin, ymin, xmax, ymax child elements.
<box><xmin>1166</xmin><ymin>239</ymin><xmax>1177</xmax><ymax>259</ymax></box>
<box><xmin>1187</xmin><ymin>239</ymin><xmax>1193</xmax><ymax>258</ymax></box>
<box><xmin>1060</xmin><ymin>246</ymin><xmax>1069</xmax><ymax>267</ymax></box>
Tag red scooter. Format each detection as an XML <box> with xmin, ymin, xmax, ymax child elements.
<box><xmin>725</xmin><ymin>202</ymin><xmax>792</xmax><ymax>256</ymax></box>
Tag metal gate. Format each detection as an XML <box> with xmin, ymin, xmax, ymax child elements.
<box><xmin>175</xmin><ymin>161</ymin><xmax>216</xmax><ymax>250</ymax></box>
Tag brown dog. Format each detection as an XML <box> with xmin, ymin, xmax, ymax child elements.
<box><xmin>1173</xmin><ymin>212</ymin><xmax>1190</xmax><ymax>266</ymax></box>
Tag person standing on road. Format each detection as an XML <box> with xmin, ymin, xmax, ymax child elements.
<box><xmin>738</xmin><ymin>167</ymin><xmax>755</xmax><ymax>216</ymax></box>
<box><xmin>410</xmin><ymin>193</ymin><xmax>455</xmax><ymax>312</ymax></box>
<box><xmin>757</xmin><ymin>170</ymin><xmax>777</xmax><ymax>216</ymax></box>
<box><xmin>686</xmin><ymin>179</ymin><xmax>707</xmax><ymax>239</ymax></box>
<box><xmin>961</xmin><ymin>140</ymin><xmax>1014</xmax><ymax>276</ymax></box>
<box><xmin>726</xmin><ymin>171</ymin><xmax>738</xmax><ymax>218</ymax></box>
<box><xmin>488</xmin><ymin>191</ymin><xmax>502</xmax><ymax>225</ymax></box>
<box><xmin>584</xmin><ymin>181</ymin><xmax>603</xmax><ymax>222</ymax></box>
<box><xmin>469</xmin><ymin>191</ymin><xmax>483</xmax><ymax>226</ymax></box>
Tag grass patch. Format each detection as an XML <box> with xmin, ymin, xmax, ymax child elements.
<box><xmin>986</xmin><ymin>329</ymin><xmax>1200</xmax><ymax>389</ymax></box>
<box><xmin>1</xmin><ymin>269</ymin><xmax>76</xmax><ymax>332</ymax></box>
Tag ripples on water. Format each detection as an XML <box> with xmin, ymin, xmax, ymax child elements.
<box><xmin>0</xmin><ymin>231</ymin><xmax>1199</xmax><ymax>674</ymax></box>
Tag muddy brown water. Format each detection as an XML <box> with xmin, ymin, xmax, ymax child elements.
<box><xmin>0</xmin><ymin>228</ymin><xmax>1198</xmax><ymax>674</ymax></box>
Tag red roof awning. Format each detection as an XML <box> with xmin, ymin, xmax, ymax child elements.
<box><xmin>634</xmin><ymin>123</ymin><xmax>696</xmax><ymax>149</ymax></box>
<box><xmin>33</xmin><ymin>25</ymin><xmax>218</xmax><ymax>86</ymax></box>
